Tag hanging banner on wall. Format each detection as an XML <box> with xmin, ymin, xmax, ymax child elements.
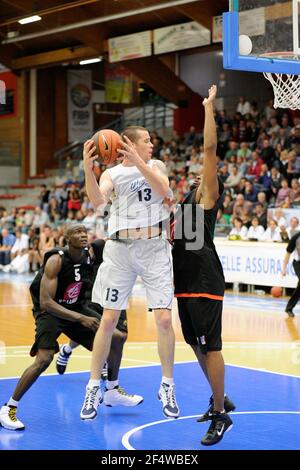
<box><xmin>0</xmin><ymin>71</ymin><xmax>17</xmax><ymax>118</ymax></box>
<box><xmin>154</xmin><ymin>21</ymin><xmax>210</xmax><ymax>55</ymax></box>
<box><xmin>105</xmin><ymin>63</ymin><xmax>134</xmax><ymax>104</ymax></box>
<box><xmin>68</xmin><ymin>70</ymin><xmax>93</xmax><ymax>142</ymax></box>
<box><xmin>108</xmin><ymin>31</ymin><xmax>152</xmax><ymax>63</ymax></box>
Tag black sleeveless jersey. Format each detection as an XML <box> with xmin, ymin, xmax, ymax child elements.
<box><xmin>30</xmin><ymin>239</ymin><xmax>105</xmax><ymax>313</ymax></box>
<box><xmin>172</xmin><ymin>181</ymin><xmax>225</xmax><ymax>299</ymax></box>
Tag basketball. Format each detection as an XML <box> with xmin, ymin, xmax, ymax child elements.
<box><xmin>91</xmin><ymin>129</ymin><xmax>121</xmax><ymax>165</ymax></box>
<box><xmin>271</xmin><ymin>286</ymin><xmax>283</xmax><ymax>298</ymax></box>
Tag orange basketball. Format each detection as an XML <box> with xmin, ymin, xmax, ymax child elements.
<box><xmin>271</xmin><ymin>286</ymin><xmax>283</xmax><ymax>298</ymax></box>
<box><xmin>91</xmin><ymin>129</ymin><xmax>121</xmax><ymax>165</ymax></box>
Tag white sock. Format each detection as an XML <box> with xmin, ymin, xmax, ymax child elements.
<box><xmin>63</xmin><ymin>344</ymin><xmax>72</xmax><ymax>354</ymax></box>
<box><xmin>161</xmin><ymin>376</ymin><xmax>174</xmax><ymax>386</ymax></box>
<box><xmin>106</xmin><ymin>380</ymin><xmax>119</xmax><ymax>390</ymax></box>
<box><xmin>88</xmin><ymin>379</ymin><xmax>100</xmax><ymax>388</ymax></box>
<box><xmin>7</xmin><ymin>398</ymin><xmax>19</xmax><ymax>407</ymax></box>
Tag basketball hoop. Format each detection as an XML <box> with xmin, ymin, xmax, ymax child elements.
<box><xmin>261</xmin><ymin>52</ymin><xmax>300</xmax><ymax>110</ymax></box>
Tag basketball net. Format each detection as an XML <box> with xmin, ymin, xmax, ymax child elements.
<box><xmin>261</xmin><ymin>52</ymin><xmax>300</xmax><ymax>110</ymax></box>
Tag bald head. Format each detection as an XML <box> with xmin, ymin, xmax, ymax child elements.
<box><xmin>65</xmin><ymin>223</ymin><xmax>87</xmax><ymax>238</ymax></box>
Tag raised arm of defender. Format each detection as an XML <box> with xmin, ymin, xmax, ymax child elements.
<box><xmin>196</xmin><ymin>85</ymin><xmax>219</xmax><ymax>207</ymax></box>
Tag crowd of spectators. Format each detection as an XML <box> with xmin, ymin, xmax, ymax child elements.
<box><xmin>1</xmin><ymin>96</ymin><xmax>300</xmax><ymax>273</ymax></box>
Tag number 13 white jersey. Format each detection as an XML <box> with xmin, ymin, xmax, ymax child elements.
<box><xmin>106</xmin><ymin>160</ymin><xmax>170</xmax><ymax>237</ymax></box>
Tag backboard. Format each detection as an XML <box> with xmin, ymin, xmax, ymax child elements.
<box><xmin>223</xmin><ymin>0</ymin><xmax>300</xmax><ymax>74</ymax></box>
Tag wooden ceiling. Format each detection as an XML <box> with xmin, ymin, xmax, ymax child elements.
<box><xmin>0</xmin><ymin>0</ymin><xmax>228</xmax><ymax>71</ymax></box>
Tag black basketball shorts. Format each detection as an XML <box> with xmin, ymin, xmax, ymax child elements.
<box><xmin>30</xmin><ymin>303</ymin><xmax>127</xmax><ymax>356</ymax></box>
<box><xmin>177</xmin><ymin>297</ymin><xmax>222</xmax><ymax>353</ymax></box>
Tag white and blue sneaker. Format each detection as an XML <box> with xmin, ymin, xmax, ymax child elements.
<box><xmin>80</xmin><ymin>386</ymin><xmax>102</xmax><ymax>420</ymax></box>
<box><xmin>158</xmin><ymin>383</ymin><xmax>179</xmax><ymax>418</ymax></box>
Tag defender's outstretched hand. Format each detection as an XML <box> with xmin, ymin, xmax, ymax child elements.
<box><xmin>203</xmin><ymin>84</ymin><xmax>217</xmax><ymax>107</ymax></box>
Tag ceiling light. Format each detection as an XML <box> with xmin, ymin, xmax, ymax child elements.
<box><xmin>79</xmin><ymin>57</ymin><xmax>102</xmax><ymax>65</ymax></box>
<box><xmin>18</xmin><ymin>15</ymin><xmax>42</xmax><ymax>25</ymax></box>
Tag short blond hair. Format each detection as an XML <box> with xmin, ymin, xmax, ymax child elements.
<box><xmin>121</xmin><ymin>126</ymin><xmax>148</xmax><ymax>143</ymax></box>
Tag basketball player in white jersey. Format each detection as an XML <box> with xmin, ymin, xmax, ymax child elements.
<box><xmin>80</xmin><ymin>126</ymin><xmax>179</xmax><ymax>420</ymax></box>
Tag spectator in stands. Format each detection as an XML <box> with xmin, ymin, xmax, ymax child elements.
<box><xmin>1</xmin><ymin>228</ymin><xmax>29</xmax><ymax>273</ymax></box>
<box><xmin>256</xmin><ymin>191</ymin><xmax>268</xmax><ymax>212</ymax></box>
<box><xmin>224</xmin><ymin>165</ymin><xmax>242</xmax><ymax>189</ymax></box>
<box><xmin>39</xmin><ymin>226</ymin><xmax>55</xmax><ymax>261</ymax></box>
<box><xmin>246</xmin><ymin>216</ymin><xmax>265</xmax><ymax>241</ymax></box>
<box><xmin>65</xmin><ymin>156</ymin><xmax>74</xmax><ymax>181</ymax></box>
<box><xmin>236</xmin><ymin>156</ymin><xmax>249</xmax><ymax>176</ymax></box>
<box><xmin>260</xmin><ymin>138</ymin><xmax>276</xmax><ymax>168</ymax></box>
<box><xmin>218</xmin><ymin>163</ymin><xmax>230</xmax><ymax>183</ymax></box>
<box><xmin>216</xmin><ymin>209</ymin><xmax>230</xmax><ymax>235</ymax></box>
<box><xmin>269</xmin><ymin>166</ymin><xmax>283</xmax><ymax>202</ymax></box>
<box><xmin>261</xmin><ymin>219</ymin><xmax>282</xmax><ymax>242</ymax></box>
<box><xmin>48</xmin><ymin>197</ymin><xmax>60</xmax><ymax>224</ymax></box>
<box><xmin>275</xmin><ymin>179</ymin><xmax>291</xmax><ymax>207</ymax></box>
<box><xmin>257</xmin><ymin>164</ymin><xmax>272</xmax><ymax>194</ymax></box>
<box><xmin>282</xmin><ymin>217</ymin><xmax>300</xmax><ymax>241</ymax></box>
<box><xmin>278</xmin><ymin>127</ymin><xmax>291</xmax><ymax>149</ymax></box>
<box><xmin>249</xmin><ymin>101</ymin><xmax>259</xmax><ymax>119</ymax></box>
<box><xmin>58</xmin><ymin>183</ymin><xmax>69</xmax><ymax>219</ymax></box>
<box><xmin>188</xmin><ymin>151</ymin><xmax>202</xmax><ymax>174</ymax></box>
<box><xmin>1</xmin><ymin>208</ymin><xmax>17</xmax><ymax>232</ymax></box>
<box><xmin>244</xmin><ymin>180</ymin><xmax>258</xmax><ymax>203</ymax></box>
<box><xmin>236</xmin><ymin>177</ymin><xmax>247</xmax><ymax>196</ymax></box>
<box><xmin>237</xmin><ymin>142</ymin><xmax>252</xmax><ymax>161</ymax></box>
<box><xmin>38</xmin><ymin>185</ymin><xmax>50</xmax><ymax>212</ymax></box>
<box><xmin>221</xmin><ymin>193</ymin><xmax>234</xmax><ymax>223</ymax></box>
<box><xmin>217</xmin><ymin>122</ymin><xmax>231</xmax><ymax>158</ymax></box>
<box><xmin>290</xmin><ymin>125</ymin><xmax>300</xmax><ymax>148</ymax></box>
<box><xmin>287</xmin><ymin>150</ymin><xmax>300</xmax><ymax>182</ymax></box>
<box><xmin>232</xmin><ymin>194</ymin><xmax>252</xmax><ymax>226</ymax></box>
<box><xmin>277</xmin><ymin>149</ymin><xmax>289</xmax><ymax>178</ymax></box>
<box><xmin>67</xmin><ymin>188</ymin><xmax>81</xmax><ymax>214</ymax></box>
<box><xmin>246</xmin><ymin>120</ymin><xmax>259</xmax><ymax>145</ymax></box>
<box><xmin>253</xmin><ymin>203</ymin><xmax>267</xmax><ymax>229</ymax></box>
<box><xmin>264</xmin><ymin>99</ymin><xmax>274</xmax><ymax>121</ymax></box>
<box><xmin>83</xmin><ymin>208</ymin><xmax>97</xmax><ymax>233</ymax></box>
<box><xmin>152</xmin><ymin>137</ymin><xmax>163</xmax><ymax>158</ymax></box>
<box><xmin>236</xmin><ymin>96</ymin><xmax>251</xmax><ymax>116</ymax></box>
<box><xmin>224</xmin><ymin>141</ymin><xmax>239</xmax><ymax>161</ymax></box>
<box><xmin>229</xmin><ymin>217</ymin><xmax>248</xmax><ymax>240</ymax></box>
<box><xmin>168</xmin><ymin>139</ymin><xmax>181</xmax><ymax>158</ymax></box>
<box><xmin>238</xmin><ymin>120</ymin><xmax>248</xmax><ymax>142</ymax></box>
<box><xmin>10</xmin><ymin>229</ymin><xmax>29</xmax><ymax>260</ymax></box>
<box><xmin>281</xmin><ymin>195</ymin><xmax>293</xmax><ymax>209</ymax></box>
<box><xmin>185</xmin><ymin>125</ymin><xmax>200</xmax><ymax>147</ymax></box>
<box><xmin>272</xmin><ymin>208</ymin><xmax>287</xmax><ymax>230</ymax></box>
<box><xmin>281</xmin><ymin>115</ymin><xmax>292</xmax><ymax>136</ymax></box>
<box><xmin>247</xmin><ymin>151</ymin><xmax>263</xmax><ymax>181</ymax></box>
<box><xmin>290</xmin><ymin>178</ymin><xmax>300</xmax><ymax>202</ymax></box>
<box><xmin>0</xmin><ymin>228</ymin><xmax>16</xmax><ymax>265</ymax></box>
<box><xmin>32</xmin><ymin>206</ymin><xmax>50</xmax><ymax>233</ymax></box>
<box><xmin>267</xmin><ymin>117</ymin><xmax>280</xmax><ymax>136</ymax></box>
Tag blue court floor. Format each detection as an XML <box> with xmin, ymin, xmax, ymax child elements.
<box><xmin>0</xmin><ymin>362</ymin><xmax>299</xmax><ymax>450</ymax></box>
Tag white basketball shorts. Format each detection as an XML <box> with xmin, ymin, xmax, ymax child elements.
<box><xmin>92</xmin><ymin>238</ymin><xmax>173</xmax><ymax>310</ymax></box>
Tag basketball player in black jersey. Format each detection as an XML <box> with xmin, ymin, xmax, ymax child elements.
<box><xmin>281</xmin><ymin>231</ymin><xmax>300</xmax><ymax>317</ymax></box>
<box><xmin>172</xmin><ymin>85</ymin><xmax>235</xmax><ymax>446</ymax></box>
<box><xmin>0</xmin><ymin>223</ymin><xmax>142</xmax><ymax>431</ymax></box>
